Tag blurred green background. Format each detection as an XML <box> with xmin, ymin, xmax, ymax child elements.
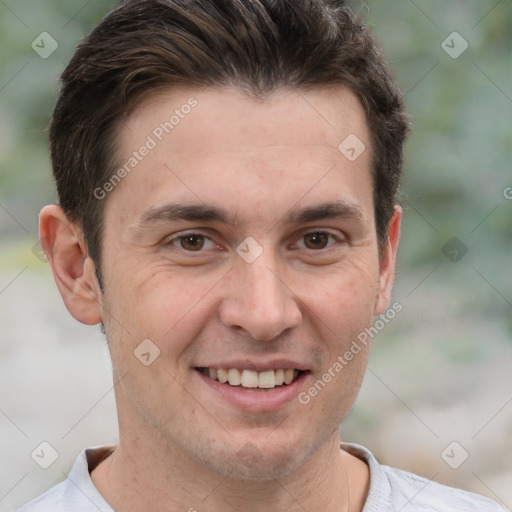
<box><xmin>1</xmin><ymin>0</ymin><xmax>511</xmax><ymax>510</ymax></box>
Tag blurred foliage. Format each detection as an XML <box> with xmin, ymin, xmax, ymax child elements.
<box><xmin>1</xmin><ymin>0</ymin><xmax>511</xmax><ymax>309</ymax></box>
<box><xmin>361</xmin><ymin>0</ymin><xmax>512</xmax><ymax>269</ymax></box>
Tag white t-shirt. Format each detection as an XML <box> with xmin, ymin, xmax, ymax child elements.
<box><xmin>15</xmin><ymin>443</ymin><xmax>506</xmax><ymax>511</ymax></box>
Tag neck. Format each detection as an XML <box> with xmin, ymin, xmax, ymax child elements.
<box><xmin>91</xmin><ymin>430</ymin><xmax>368</xmax><ymax>512</ymax></box>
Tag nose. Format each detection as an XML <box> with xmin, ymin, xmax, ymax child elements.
<box><xmin>219</xmin><ymin>249</ymin><xmax>302</xmax><ymax>341</ymax></box>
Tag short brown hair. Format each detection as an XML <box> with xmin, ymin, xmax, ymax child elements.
<box><xmin>50</xmin><ymin>0</ymin><xmax>410</xmax><ymax>283</ymax></box>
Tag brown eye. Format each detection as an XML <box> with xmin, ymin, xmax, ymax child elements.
<box><xmin>303</xmin><ymin>232</ymin><xmax>330</xmax><ymax>249</ymax></box>
<box><xmin>167</xmin><ymin>231</ymin><xmax>217</xmax><ymax>253</ymax></box>
<box><xmin>179</xmin><ymin>234</ymin><xmax>205</xmax><ymax>251</ymax></box>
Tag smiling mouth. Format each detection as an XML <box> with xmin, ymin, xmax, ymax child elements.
<box><xmin>196</xmin><ymin>367</ymin><xmax>306</xmax><ymax>391</ymax></box>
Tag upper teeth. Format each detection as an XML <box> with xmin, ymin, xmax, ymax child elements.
<box><xmin>206</xmin><ymin>368</ymin><xmax>298</xmax><ymax>389</ymax></box>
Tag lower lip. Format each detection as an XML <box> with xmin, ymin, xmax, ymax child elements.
<box><xmin>195</xmin><ymin>370</ymin><xmax>310</xmax><ymax>413</ymax></box>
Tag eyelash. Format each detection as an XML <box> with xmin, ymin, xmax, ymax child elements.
<box><xmin>165</xmin><ymin>230</ymin><xmax>343</xmax><ymax>252</ymax></box>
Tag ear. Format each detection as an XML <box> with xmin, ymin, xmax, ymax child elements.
<box><xmin>374</xmin><ymin>205</ymin><xmax>402</xmax><ymax>315</ymax></box>
<box><xmin>39</xmin><ymin>205</ymin><xmax>102</xmax><ymax>325</ymax></box>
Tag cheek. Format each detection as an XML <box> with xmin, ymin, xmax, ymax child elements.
<box><xmin>303</xmin><ymin>255</ymin><xmax>380</xmax><ymax>330</ymax></box>
<box><xmin>102</xmin><ymin>264</ymin><xmax>221</xmax><ymax>361</ymax></box>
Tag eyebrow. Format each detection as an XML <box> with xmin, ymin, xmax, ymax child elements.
<box><xmin>283</xmin><ymin>200</ymin><xmax>364</xmax><ymax>225</ymax></box>
<box><xmin>138</xmin><ymin>203</ymin><xmax>238</xmax><ymax>228</ymax></box>
<box><xmin>137</xmin><ymin>200</ymin><xmax>364</xmax><ymax>229</ymax></box>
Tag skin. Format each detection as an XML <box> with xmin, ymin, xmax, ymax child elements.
<box><xmin>40</xmin><ymin>86</ymin><xmax>401</xmax><ymax>512</ymax></box>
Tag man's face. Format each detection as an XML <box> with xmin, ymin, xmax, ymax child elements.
<box><xmin>98</xmin><ymin>87</ymin><xmax>397</xmax><ymax>479</ymax></box>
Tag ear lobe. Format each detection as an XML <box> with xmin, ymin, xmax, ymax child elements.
<box><xmin>374</xmin><ymin>205</ymin><xmax>402</xmax><ymax>316</ymax></box>
<box><xmin>39</xmin><ymin>205</ymin><xmax>103</xmax><ymax>325</ymax></box>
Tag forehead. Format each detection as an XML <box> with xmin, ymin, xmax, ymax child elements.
<box><xmin>106</xmin><ymin>86</ymin><xmax>373</xmax><ymax>226</ymax></box>
<box><xmin>123</xmin><ymin>85</ymin><xmax>368</xmax><ymax>153</ymax></box>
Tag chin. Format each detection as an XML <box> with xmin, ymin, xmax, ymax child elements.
<box><xmin>209</xmin><ymin>453</ymin><xmax>303</xmax><ymax>481</ymax></box>
<box><xmin>195</xmin><ymin>437</ymin><xmax>317</xmax><ymax>481</ymax></box>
